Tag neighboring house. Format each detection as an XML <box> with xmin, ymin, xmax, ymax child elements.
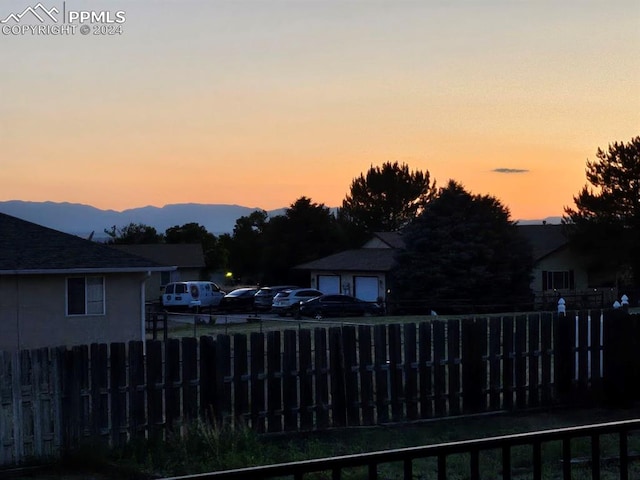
<box><xmin>295</xmin><ymin>232</ymin><xmax>405</xmax><ymax>302</ymax></box>
<box><xmin>517</xmin><ymin>224</ymin><xmax>586</xmax><ymax>292</ymax></box>
<box><xmin>0</xmin><ymin>213</ymin><xmax>175</xmax><ymax>351</ymax></box>
<box><xmin>110</xmin><ymin>243</ymin><xmax>206</xmax><ymax>302</ymax></box>
<box><xmin>517</xmin><ymin>223</ymin><xmax>618</xmax><ymax>308</ymax></box>
<box><xmin>295</xmin><ymin>226</ymin><xmax>617</xmax><ymax>309</ymax></box>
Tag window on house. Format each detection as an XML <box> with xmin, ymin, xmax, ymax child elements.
<box><xmin>67</xmin><ymin>276</ymin><xmax>105</xmax><ymax>315</ymax></box>
<box><xmin>542</xmin><ymin>270</ymin><xmax>575</xmax><ymax>290</ymax></box>
<box><xmin>160</xmin><ymin>271</ymin><xmax>170</xmax><ymax>286</ymax></box>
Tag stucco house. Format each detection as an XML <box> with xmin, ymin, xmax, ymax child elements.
<box><xmin>0</xmin><ymin>213</ymin><xmax>175</xmax><ymax>351</ymax></box>
<box><xmin>110</xmin><ymin>243</ymin><xmax>206</xmax><ymax>302</ymax></box>
<box><xmin>295</xmin><ymin>232</ymin><xmax>404</xmax><ymax>302</ymax></box>
<box><xmin>517</xmin><ymin>223</ymin><xmax>618</xmax><ymax>308</ymax></box>
<box><xmin>295</xmin><ymin>226</ymin><xmax>617</xmax><ymax>309</ymax></box>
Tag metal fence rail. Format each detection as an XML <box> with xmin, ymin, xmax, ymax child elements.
<box><xmin>159</xmin><ymin>419</ymin><xmax>640</xmax><ymax>480</ymax></box>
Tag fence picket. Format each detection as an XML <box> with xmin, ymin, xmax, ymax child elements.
<box><xmin>298</xmin><ymin>330</ymin><xmax>313</xmax><ymax>431</ymax></box>
<box><xmin>342</xmin><ymin>326</ymin><xmax>360</xmax><ymax>427</ymax></box>
<box><xmin>329</xmin><ymin>327</ymin><xmax>347</xmax><ymax>428</ymax></box>
<box><xmin>540</xmin><ymin>312</ymin><xmax>553</xmax><ymax>404</ymax></box>
<box><xmin>358</xmin><ymin>325</ymin><xmax>375</xmax><ymax>426</ymax></box>
<box><xmin>314</xmin><ymin>328</ymin><xmax>329</xmax><ymax>430</ymax></box>
<box><xmin>589</xmin><ymin>310</ymin><xmax>602</xmax><ymax>402</ymax></box>
<box><xmin>433</xmin><ymin>321</ymin><xmax>446</xmax><ymax>416</ymax></box>
<box><xmin>128</xmin><ymin>341</ymin><xmax>145</xmax><ymax>439</ymax></box>
<box><xmin>283</xmin><ymin>330</ymin><xmax>298</xmax><ymax>431</ymax></box>
<box><xmin>165</xmin><ymin>339</ymin><xmax>181</xmax><ymax>430</ymax></box>
<box><xmin>199</xmin><ymin>335</ymin><xmax>216</xmax><ymax>422</ymax></box>
<box><xmin>182</xmin><ymin>337</ymin><xmax>198</xmax><ymax>421</ymax></box>
<box><xmin>146</xmin><ymin>340</ymin><xmax>164</xmax><ymax>440</ymax></box>
<box><xmin>388</xmin><ymin>324</ymin><xmax>404</xmax><ymax>422</ymax></box>
<box><xmin>488</xmin><ymin>317</ymin><xmax>501</xmax><ymax>410</ymax></box>
<box><xmin>233</xmin><ymin>334</ymin><xmax>250</xmax><ymax>426</ymax></box>
<box><xmin>250</xmin><ymin>332</ymin><xmax>266</xmax><ymax>433</ymax></box>
<box><xmin>514</xmin><ymin>315</ymin><xmax>527</xmax><ymax>409</ymax></box>
<box><xmin>267</xmin><ymin>331</ymin><xmax>282</xmax><ymax>433</ymax></box>
<box><xmin>447</xmin><ymin>319</ymin><xmax>461</xmax><ymax>416</ymax></box>
<box><xmin>374</xmin><ymin>324</ymin><xmax>389</xmax><ymax>423</ymax></box>
<box><xmin>528</xmin><ymin>314</ymin><xmax>540</xmax><ymax>407</ymax></box>
<box><xmin>109</xmin><ymin>343</ymin><xmax>127</xmax><ymax>448</ymax></box>
<box><xmin>576</xmin><ymin>311</ymin><xmax>589</xmax><ymax>401</ymax></box>
<box><xmin>462</xmin><ymin>318</ymin><xmax>486</xmax><ymax>414</ymax></box>
<box><xmin>418</xmin><ymin>321</ymin><xmax>433</xmax><ymax>419</ymax></box>
<box><xmin>215</xmin><ymin>334</ymin><xmax>232</xmax><ymax>425</ymax></box>
<box><xmin>503</xmin><ymin>316</ymin><xmax>515</xmax><ymax>410</ymax></box>
<box><xmin>404</xmin><ymin>323</ymin><xmax>418</xmax><ymax>421</ymax></box>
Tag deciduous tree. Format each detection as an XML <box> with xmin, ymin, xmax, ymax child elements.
<box><xmin>262</xmin><ymin>197</ymin><xmax>343</xmax><ymax>284</ymax></box>
<box><xmin>104</xmin><ymin>223</ymin><xmax>163</xmax><ymax>244</ymax></box>
<box><xmin>165</xmin><ymin>222</ymin><xmax>227</xmax><ymax>271</ymax></box>
<box><xmin>228</xmin><ymin>210</ymin><xmax>269</xmax><ymax>283</ymax></box>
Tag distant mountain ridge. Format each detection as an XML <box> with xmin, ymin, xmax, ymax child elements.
<box><xmin>0</xmin><ymin>200</ymin><xmax>561</xmax><ymax>240</ymax></box>
<box><xmin>0</xmin><ymin>200</ymin><xmax>285</xmax><ymax>239</ymax></box>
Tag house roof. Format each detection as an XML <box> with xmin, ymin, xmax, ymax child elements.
<box><xmin>516</xmin><ymin>224</ymin><xmax>568</xmax><ymax>261</ymax></box>
<box><xmin>367</xmin><ymin>232</ymin><xmax>406</xmax><ymax>249</ymax></box>
<box><xmin>295</xmin><ymin>248</ymin><xmax>398</xmax><ymax>272</ymax></box>
<box><xmin>297</xmin><ymin>224</ymin><xmax>568</xmax><ymax>274</ymax></box>
<box><xmin>111</xmin><ymin>243</ymin><xmax>206</xmax><ymax>268</ymax></box>
<box><xmin>0</xmin><ymin>213</ymin><xmax>174</xmax><ymax>275</ymax></box>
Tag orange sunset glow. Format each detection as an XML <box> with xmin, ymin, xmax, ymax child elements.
<box><xmin>1</xmin><ymin>1</ymin><xmax>638</xmax><ymax>221</ymax></box>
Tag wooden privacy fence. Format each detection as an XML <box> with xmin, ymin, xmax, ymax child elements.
<box><xmin>1</xmin><ymin>309</ymin><xmax>638</xmax><ymax>467</ymax></box>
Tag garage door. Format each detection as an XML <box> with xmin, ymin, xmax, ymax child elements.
<box><xmin>318</xmin><ymin>275</ymin><xmax>340</xmax><ymax>294</ymax></box>
<box><xmin>354</xmin><ymin>276</ymin><xmax>379</xmax><ymax>301</ymax></box>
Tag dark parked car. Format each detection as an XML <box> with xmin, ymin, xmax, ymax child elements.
<box><xmin>253</xmin><ymin>285</ymin><xmax>299</xmax><ymax>312</ymax></box>
<box><xmin>298</xmin><ymin>294</ymin><xmax>383</xmax><ymax>319</ymax></box>
<box><xmin>218</xmin><ymin>287</ymin><xmax>259</xmax><ymax>312</ymax></box>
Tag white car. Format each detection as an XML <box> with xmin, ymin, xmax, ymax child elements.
<box><xmin>271</xmin><ymin>288</ymin><xmax>323</xmax><ymax>316</ymax></box>
<box><xmin>162</xmin><ymin>281</ymin><xmax>225</xmax><ymax>311</ymax></box>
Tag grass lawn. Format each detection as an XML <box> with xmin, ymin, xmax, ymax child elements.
<box><xmin>15</xmin><ymin>407</ymin><xmax>640</xmax><ymax>479</ymax></box>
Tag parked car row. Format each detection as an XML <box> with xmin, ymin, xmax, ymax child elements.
<box><xmin>161</xmin><ymin>282</ymin><xmax>383</xmax><ymax>318</ymax></box>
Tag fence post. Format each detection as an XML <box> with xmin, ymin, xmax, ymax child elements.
<box><xmin>554</xmin><ymin>309</ymin><xmax>574</xmax><ymax>404</ymax></box>
<box><xmin>602</xmin><ymin>308</ymin><xmax>634</xmax><ymax>407</ymax></box>
<box><xmin>329</xmin><ymin>327</ymin><xmax>347</xmax><ymax>428</ymax></box>
<box><xmin>462</xmin><ymin>318</ymin><xmax>485</xmax><ymax>414</ymax></box>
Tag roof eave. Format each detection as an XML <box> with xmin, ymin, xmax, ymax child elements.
<box><xmin>0</xmin><ymin>266</ymin><xmax>177</xmax><ymax>275</ymax></box>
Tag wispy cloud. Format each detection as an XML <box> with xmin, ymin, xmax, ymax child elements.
<box><xmin>492</xmin><ymin>168</ymin><xmax>529</xmax><ymax>174</ymax></box>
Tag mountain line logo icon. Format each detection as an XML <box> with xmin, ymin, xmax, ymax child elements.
<box><xmin>1</xmin><ymin>3</ymin><xmax>59</xmax><ymax>23</ymax></box>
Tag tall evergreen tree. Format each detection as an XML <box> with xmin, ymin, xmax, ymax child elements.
<box><xmin>338</xmin><ymin>162</ymin><xmax>436</xmax><ymax>241</ymax></box>
<box><xmin>564</xmin><ymin>136</ymin><xmax>640</xmax><ymax>285</ymax></box>
<box><xmin>261</xmin><ymin>197</ymin><xmax>343</xmax><ymax>285</ymax></box>
<box><xmin>391</xmin><ymin>181</ymin><xmax>533</xmax><ymax>313</ymax></box>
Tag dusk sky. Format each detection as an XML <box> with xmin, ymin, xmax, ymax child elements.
<box><xmin>1</xmin><ymin>0</ymin><xmax>638</xmax><ymax>221</ymax></box>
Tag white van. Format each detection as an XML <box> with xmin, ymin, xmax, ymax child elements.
<box><xmin>162</xmin><ymin>281</ymin><xmax>225</xmax><ymax>310</ymax></box>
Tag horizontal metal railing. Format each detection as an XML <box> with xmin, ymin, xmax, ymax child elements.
<box><xmin>159</xmin><ymin>419</ymin><xmax>640</xmax><ymax>480</ymax></box>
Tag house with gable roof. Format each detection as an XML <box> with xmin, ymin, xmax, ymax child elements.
<box><xmin>0</xmin><ymin>213</ymin><xmax>175</xmax><ymax>351</ymax></box>
<box><xmin>295</xmin><ymin>225</ymin><xmax>618</xmax><ymax>310</ymax></box>
<box><xmin>295</xmin><ymin>232</ymin><xmax>404</xmax><ymax>303</ymax></box>
<box><xmin>517</xmin><ymin>223</ymin><xmax>618</xmax><ymax>308</ymax></box>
